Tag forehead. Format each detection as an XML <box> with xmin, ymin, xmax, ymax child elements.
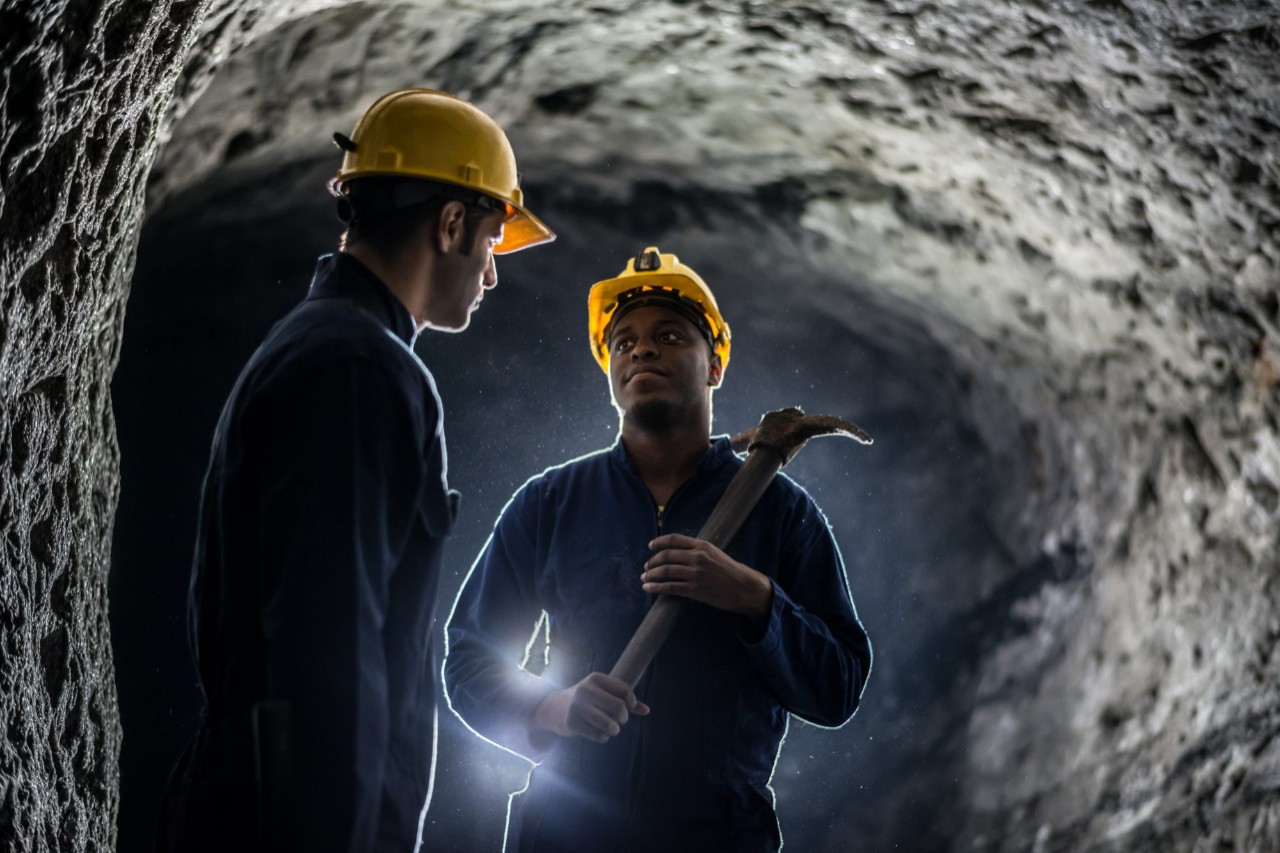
<box><xmin>608</xmin><ymin>304</ymin><xmax>700</xmax><ymax>338</ymax></box>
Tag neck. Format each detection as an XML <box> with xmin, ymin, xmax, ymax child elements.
<box><xmin>620</xmin><ymin>419</ymin><xmax>712</xmax><ymax>507</ymax></box>
<box><xmin>345</xmin><ymin>244</ymin><xmax>432</xmax><ymax>332</ymax></box>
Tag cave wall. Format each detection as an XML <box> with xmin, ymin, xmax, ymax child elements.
<box><xmin>145</xmin><ymin>2</ymin><xmax>1280</xmax><ymax>848</ymax></box>
<box><xmin>3</xmin><ymin>0</ymin><xmax>1279</xmax><ymax>850</ymax></box>
<box><xmin>0</xmin><ymin>2</ymin><xmax>209</xmax><ymax>850</ymax></box>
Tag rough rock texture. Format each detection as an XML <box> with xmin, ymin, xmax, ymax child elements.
<box><xmin>144</xmin><ymin>1</ymin><xmax>1280</xmax><ymax>849</ymax></box>
<box><xmin>6</xmin><ymin>0</ymin><xmax>1280</xmax><ymax>850</ymax></box>
<box><xmin>0</xmin><ymin>2</ymin><xmax>206</xmax><ymax>850</ymax></box>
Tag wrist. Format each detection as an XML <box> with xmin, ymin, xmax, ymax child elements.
<box><xmin>744</xmin><ymin>574</ymin><xmax>774</xmax><ymax>626</ymax></box>
<box><xmin>528</xmin><ymin>692</ymin><xmax>563</xmax><ymax>750</ymax></box>
<box><xmin>532</xmin><ymin>690</ymin><xmax>561</xmax><ymax>733</ymax></box>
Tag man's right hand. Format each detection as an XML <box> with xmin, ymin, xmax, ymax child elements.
<box><xmin>532</xmin><ymin>672</ymin><xmax>650</xmax><ymax>744</ymax></box>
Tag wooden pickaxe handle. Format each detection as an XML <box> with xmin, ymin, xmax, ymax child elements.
<box><xmin>608</xmin><ymin>407</ymin><xmax>872</xmax><ymax>687</ymax></box>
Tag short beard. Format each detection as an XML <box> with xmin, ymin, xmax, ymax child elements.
<box><xmin>625</xmin><ymin>397</ymin><xmax>697</xmax><ymax>433</ymax></box>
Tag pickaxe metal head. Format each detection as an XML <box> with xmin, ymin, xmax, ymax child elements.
<box><xmin>733</xmin><ymin>406</ymin><xmax>873</xmax><ymax>465</ymax></box>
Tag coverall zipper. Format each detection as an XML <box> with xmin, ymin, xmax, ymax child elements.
<box><xmin>627</xmin><ymin>495</ymin><xmax>675</xmax><ymax>849</ymax></box>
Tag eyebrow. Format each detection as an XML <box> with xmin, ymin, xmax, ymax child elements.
<box><xmin>610</xmin><ymin>316</ymin><xmax>691</xmax><ymax>340</ymax></box>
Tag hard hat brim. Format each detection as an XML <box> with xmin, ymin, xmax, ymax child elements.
<box><xmin>331</xmin><ymin>170</ymin><xmax>554</xmax><ymax>255</ymax></box>
<box><xmin>495</xmin><ymin>203</ymin><xmax>556</xmax><ymax>254</ymax></box>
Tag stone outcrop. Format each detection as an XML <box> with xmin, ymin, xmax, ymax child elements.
<box><xmin>1</xmin><ymin>2</ymin><xmax>208</xmax><ymax>850</ymax></box>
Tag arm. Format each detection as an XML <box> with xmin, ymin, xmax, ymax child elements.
<box><xmin>444</xmin><ymin>486</ymin><xmax>648</xmax><ymax>757</ymax></box>
<box><xmin>642</xmin><ymin>493</ymin><xmax>871</xmax><ymax>727</ymax></box>
<box><xmin>443</xmin><ymin>485</ymin><xmax>561</xmax><ymax>760</ymax></box>
<box><xmin>253</xmin><ymin>355</ymin><xmax>430</xmax><ymax>850</ymax></box>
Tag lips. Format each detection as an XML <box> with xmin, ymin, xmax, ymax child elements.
<box><xmin>626</xmin><ymin>366</ymin><xmax>667</xmax><ymax>383</ymax></box>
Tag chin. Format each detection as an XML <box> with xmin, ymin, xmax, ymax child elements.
<box><xmin>423</xmin><ymin>312</ymin><xmax>470</xmax><ymax>334</ymax></box>
<box><xmin>626</xmin><ymin>398</ymin><xmax>687</xmax><ymax>431</ymax></box>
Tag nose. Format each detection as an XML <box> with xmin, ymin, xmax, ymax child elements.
<box><xmin>630</xmin><ymin>336</ymin><xmax>659</xmax><ymax>359</ymax></box>
<box><xmin>483</xmin><ymin>253</ymin><xmax>498</xmax><ymax>290</ymax></box>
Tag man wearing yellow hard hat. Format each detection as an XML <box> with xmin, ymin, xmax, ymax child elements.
<box><xmin>446</xmin><ymin>248</ymin><xmax>871</xmax><ymax>850</ymax></box>
<box><xmin>157</xmin><ymin>89</ymin><xmax>552</xmax><ymax>852</ymax></box>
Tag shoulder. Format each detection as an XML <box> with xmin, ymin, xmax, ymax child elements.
<box><xmin>770</xmin><ymin>469</ymin><xmax>820</xmax><ymax>507</ymax></box>
<box><xmin>709</xmin><ymin>437</ymin><xmax>824</xmax><ymax>517</ymax></box>
<box><xmin>498</xmin><ymin>447</ymin><xmax>614</xmax><ymax>518</ymax></box>
<box><xmin>764</xmin><ymin>469</ymin><xmax>837</xmax><ymax>541</ymax></box>
<box><xmin>224</xmin><ymin>325</ymin><xmax>439</xmax><ymax>452</ymax></box>
<box><xmin>249</xmin><ymin>305</ymin><xmax>433</xmax><ymax>401</ymax></box>
<box><xmin>536</xmin><ymin>447</ymin><xmax>613</xmax><ymax>488</ymax></box>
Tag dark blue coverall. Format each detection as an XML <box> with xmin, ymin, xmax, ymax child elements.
<box><xmin>445</xmin><ymin>438</ymin><xmax>871</xmax><ymax>852</ymax></box>
<box><xmin>158</xmin><ymin>253</ymin><xmax>457</xmax><ymax>852</ymax></box>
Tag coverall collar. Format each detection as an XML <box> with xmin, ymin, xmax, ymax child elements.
<box><xmin>609</xmin><ymin>433</ymin><xmax>738</xmax><ymax>479</ymax></box>
<box><xmin>308</xmin><ymin>252</ymin><xmax>418</xmax><ymax>347</ymax></box>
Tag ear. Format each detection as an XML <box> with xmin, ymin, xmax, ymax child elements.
<box><xmin>434</xmin><ymin>200</ymin><xmax>469</xmax><ymax>253</ymax></box>
<box><xmin>708</xmin><ymin>353</ymin><xmax>723</xmax><ymax>387</ymax></box>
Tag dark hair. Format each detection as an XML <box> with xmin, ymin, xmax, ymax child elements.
<box><xmin>338</xmin><ymin>177</ymin><xmax>494</xmax><ymax>258</ymax></box>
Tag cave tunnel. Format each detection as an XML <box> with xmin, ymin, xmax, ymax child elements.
<box><xmin>2</xmin><ymin>1</ymin><xmax>1278</xmax><ymax>851</ymax></box>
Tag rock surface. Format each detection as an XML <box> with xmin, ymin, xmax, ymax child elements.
<box><xmin>0</xmin><ymin>2</ymin><xmax>205</xmax><ymax>850</ymax></box>
<box><xmin>5</xmin><ymin>0</ymin><xmax>1280</xmax><ymax>850</ymax></box>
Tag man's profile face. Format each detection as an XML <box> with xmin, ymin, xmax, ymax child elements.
<box><xmin>607</xmin><ymin>304</ymin><xmax>718</xmax><ymax>428</ymax></box>
<box><xmin>423</xmin><ymin>208</ymin><xmax>504</xmax><ymax>332</ymax></box>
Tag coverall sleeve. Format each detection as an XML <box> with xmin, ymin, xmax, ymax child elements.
<box><xmin>741</xmin><ymin>492</ymin><xmax>872</xmax><ymax>728</ymax></box>
<box><xmin>444</xmin><ymin>484</ymin><xmax>558</xmax><ymax>762</ymax></box>
<box><xmin>252</xmin><ymin>353</ymin><xmax>431</xmax><ymax>851</ymax></box>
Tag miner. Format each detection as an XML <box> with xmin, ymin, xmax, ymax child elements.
<box><xmin>444</xmin><ymin>247</ymin><xmax>871</xmax><ymax>850</ymax></box>
<box><xmin>156</xmin><ymin>88</ymin><xmax>554</xmax><ymax>852</ymax></box>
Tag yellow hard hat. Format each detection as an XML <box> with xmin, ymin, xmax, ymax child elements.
<box><xmin>587</xmin><ymin>247</ymin><xmax>731</xmax><ymax>375</ymax></box>
<box><xmin>330</xmin><ymin>88</ymin><xmax>554</xmax><ymax>254</ymax></box>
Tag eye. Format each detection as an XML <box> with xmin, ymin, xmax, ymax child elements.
<box><xmin>659</xmin><ymin>330</ymin><xmax>683</xmax><ymax>343</ymax></box>
<box><xmin>613</xmin><ymin>338</ymin><xmax>634</xmax><ymax>353</ymax></box>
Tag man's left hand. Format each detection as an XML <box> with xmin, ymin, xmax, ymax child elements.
<box><xmin>642</xmin><ymin>534</ymin><xmax>774</xmax><ymax>625</ymax></box>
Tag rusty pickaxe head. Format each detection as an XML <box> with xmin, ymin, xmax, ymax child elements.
<box><xmin>731</xmin><ymin>406</ymin><xmax>873</xmax><ymax>464</ymax></box>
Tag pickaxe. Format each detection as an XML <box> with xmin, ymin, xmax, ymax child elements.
<box><xmin>609</xmin><ymin>407</ymin><xmax>873</xmax><ymax>687</ymax></box>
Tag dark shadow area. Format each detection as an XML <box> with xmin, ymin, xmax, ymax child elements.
<box><xmin>111</xmin><ymin>156</ymin><xmax>1042</xmax><ymax>851</ymax></box>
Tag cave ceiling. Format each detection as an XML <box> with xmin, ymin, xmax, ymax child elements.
<box><xmin>153</xmin><ymin>0</ymin><xmax>1280</xmax><ymax>551</ymax></box>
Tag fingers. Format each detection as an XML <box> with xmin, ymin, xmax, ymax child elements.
<box><xmin>647</xmin><ymin>535</ymin><xmax>727</xmax><ymax>577</ymax></box>
<box><xmin>588</xmin><ymin>673</ymin><xmax>645</xmax><ymax>708</ymax></box>
<box><xmin>640</xmin><ymin>540</ymin><xmax>766</xmax><ymax>616</ymax></box>
<box><xmin>642</xmin><ymin>538</ymin><xmax>710</xmax><ymax>593</ymax></box>
<box><xmin>569</xmin><ymin>698</ymin><xmax>624</xmax><ymax>742</ymax></box>
<box><xmin>567</xmin><ymin>673</ymin><xmax>648</xmax><ymax>742</ymax></box>
<box><xmin>641</xmin><ymin>559</ymin><xmax>693</xmax><ymax>579</ymax></box>
<box><xmin>644</xmin><ymin>536</ymin><xmax>712</xmax><ymax>578</ymax></box>
<box><xmin>640</xmin><ymin>564</ymin><xmax>693</xmax><ymax>595</ymax></box>
<box><xmin>648</xmin><ymin>533</ymin><xmax>703</xmax><ymax>551</ymax></box>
